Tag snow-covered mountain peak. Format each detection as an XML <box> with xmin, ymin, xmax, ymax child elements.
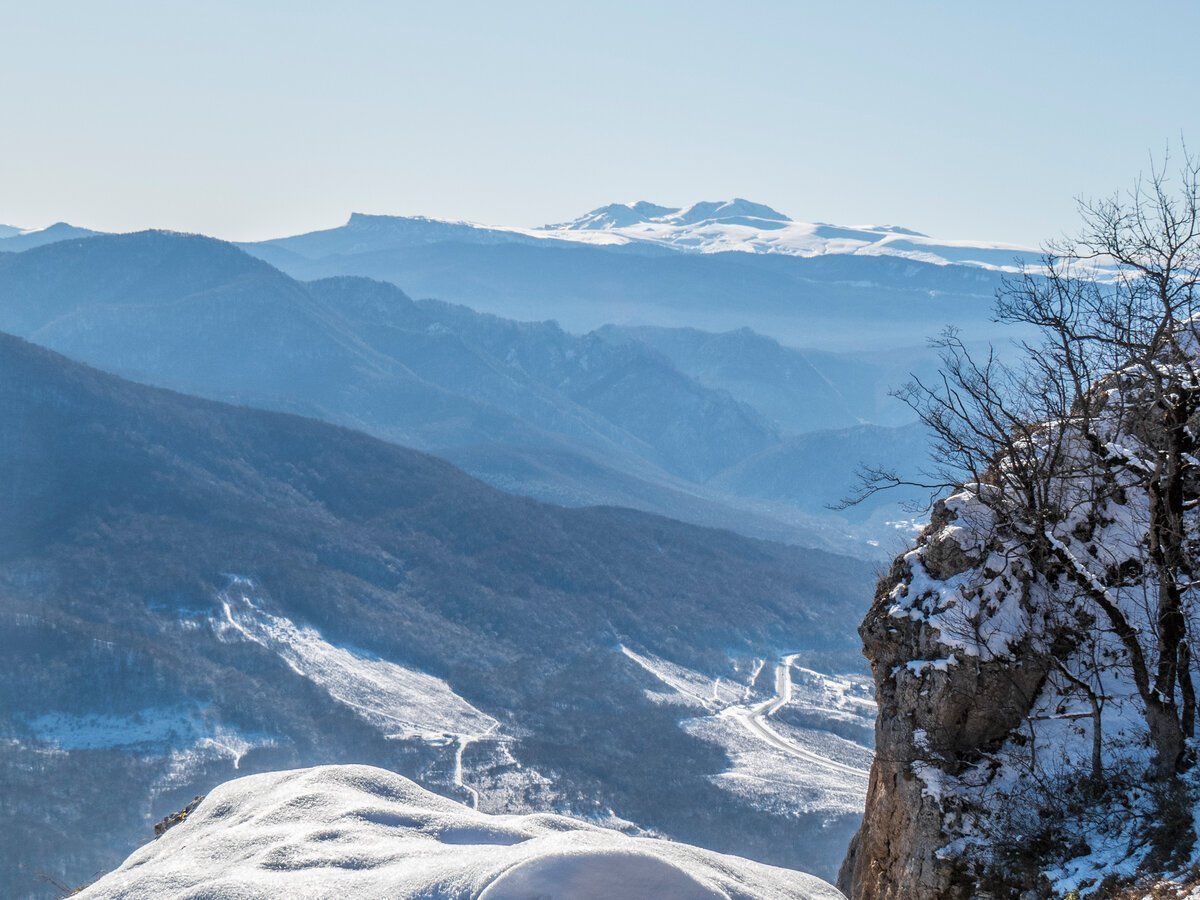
<box><xmin>545</xmin><ymin>198</ymin><xmax>792</xmax><ymax>232</ymax></box>
<box><xmin>666</xmin><ymin>198</ymin><xmax>792</xmax><ymax>227</ymax></box>
<box><xmin>546</xmin><ymin>201</ymin><xmax>681</xmax><ymax>231</ymax></box>
<box><xmin>249</xmin><ymin>204</ymin><xmax>1042</xmax><ymax>272</ymax></box>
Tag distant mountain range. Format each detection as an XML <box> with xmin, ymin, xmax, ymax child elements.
<box><xmin>0</xmin><ymin>331</ymin><xmax>873</xmax><ymax>896</ymax></box>
<box><xmin>3</xmin><ymin>200</ymin><xmax>1038</xmax><ymax>268</ymax></box>
<box><xmin>0</xmin><ymin>231</ymin><xmax>934</xmax><ymax>555</ymax></box>
<box><xmin>0</xmin><ymin>202</ymin><xmax>1033</xmax><ymax>348</ymax></box>
<box><xmin>240</xmin><ymin>213</ymin><xmax>1021</xmax><ymax>350</ymax></box>
<box><xmin>249</xmin><ymin>199</ymin><xmax>1040</xmax><ymax>270</ymax></box>
<box><xmin>0</xmin><ymin>221</ymin><xmax>98</xmax><ymax>251</ymax></box>
<box><xmin>0</xmin><ymin>208</ymin><xmax>994</xmax><ymax>554</ymax></box>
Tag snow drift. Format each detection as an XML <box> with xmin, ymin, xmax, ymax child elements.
<box><xmin>78</xmin><ymin>765</ymin><xmax>845</xmax><ymax>899</ymax></box>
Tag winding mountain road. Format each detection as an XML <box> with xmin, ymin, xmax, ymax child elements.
<box><xmin>725</xmin><ymin>654</ymin><xmax>869</xmax><ymax>781</ymax></box>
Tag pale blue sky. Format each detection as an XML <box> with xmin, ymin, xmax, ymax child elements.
<box><xmin>1</xmin><ymin>1</ymin><xmax>1196</xmax><ymax>245</ymax></box>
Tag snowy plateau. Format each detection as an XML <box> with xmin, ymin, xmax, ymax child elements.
<box><xmin>253</xmin><ymin>198</ymin><xmax>1043</xmax><ymax>272</ymax></box>
<box><xmin>539</xmin><ymin>199</ymin><xmax>1042</xmax><ymax>270</ymax></box>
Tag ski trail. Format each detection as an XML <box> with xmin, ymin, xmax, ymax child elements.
<box><xmin>219</xmin><ymin>584</ymin><xmax>502</xmax><ymax>807</ymax></box>
<box><xmin>748</xmin><ymin>658</ymin><xmax>766</xmax><ymax>688</ymax></box>
<box><xmin>744</xmin><ymin>658</ymin><xmax>766</xmax><ymax>700</ymax></box>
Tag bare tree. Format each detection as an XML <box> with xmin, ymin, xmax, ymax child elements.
<box><xmin>857</xmin><ymin>147</ymin><xmax>1200</xmax><ymax>781</ymax></box>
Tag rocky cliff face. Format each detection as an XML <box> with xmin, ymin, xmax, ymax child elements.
<box><xmin>837</xmin><ymin>360</ymin><xmax>1200</xmax><ymax>897</ymax></box>
<box><xmin>838</xmin><ymin>499</ymin><xmax>1056</xmax><ymax>898</ymax></box>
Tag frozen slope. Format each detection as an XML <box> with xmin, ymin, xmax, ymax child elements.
<box><xmin>79</xmin><ymin>765</ymin><xmax>845</xmax><ymax>900</ymax></box>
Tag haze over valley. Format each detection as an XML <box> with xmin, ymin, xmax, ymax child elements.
<box><xmin>0</xmin><ymin>199</ymin><xmax>966</xmax><ymax>895</ymax></box>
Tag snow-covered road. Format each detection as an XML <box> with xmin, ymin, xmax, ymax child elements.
<box><xmin>621</xmin><ymin>643</ymin><xmax>872</xmax><ymax>790</ymax></box>
<box><xmin>724</xmin><ymin>655</ymin><xmax>870</xmax><ymax>781</ymax></box>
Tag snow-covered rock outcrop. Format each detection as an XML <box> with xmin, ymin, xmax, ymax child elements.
<box><xmin>79</xmin><ymin>765</ymin><xmax>845</xmax><ymax>899</ymax></box>
<box><xmin>839</xmin><ymin>347</ymin><xmax>1200</xmax><ymax>897</ymax></box>
<box><xmin>837</xmin><ymin>496</ymin><xmax>1059</xmax><ymax>898</ymax></box>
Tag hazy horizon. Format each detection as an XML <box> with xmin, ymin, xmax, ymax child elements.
<box><xmin>3</xmin><ymin>1</ymin><xmax>1198</xmax><ymax>246</ymax></box>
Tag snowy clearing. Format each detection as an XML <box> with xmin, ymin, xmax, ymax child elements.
<box><xmin>216</xmin><ymin>579</ymin><xmax>497</xmax><ymax>744</ymax></box>
<box><xmin>620</xmin><ymin>645</ymin><xmax>873</xmax><ymax>816</ymax></box>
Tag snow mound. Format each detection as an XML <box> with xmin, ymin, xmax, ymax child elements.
<box><xmin>480</xmin><ymin>852</ymin><xmax>722</xmax><ymax>899</ymax></box>
<box><xmin>79</xmin><ymin>765</ymin><xmax>844</xmax><ymax>899</ymax></box>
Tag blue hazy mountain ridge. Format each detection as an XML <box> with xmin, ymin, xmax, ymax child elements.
<box><xmin>595</xmin><ymin>324</ymin><xmax>924</xmax><ymax>433</ymax></box>
<box><xmin>244</xmin><ymin>212</ymin><xmax>555</xmax><ymax>259</ymax></box>
<box><xmin>304</xmin><ymin>277</ymin><xmax>779</xmax><ymax>483</ymax></box>
<box><xmin>245</xmin><ymin>218</ymin><xmax>1010</xmax><ymax>350</ymax></box>
<box><xmin>0</xmin><ymin>232</ymin><xmax>930</xmax><ymax>553</ymax></box>
<box><xmin>0</xmin><ymin>203</ymin><xmax>1020</xmax><ymax>351</ymax></box>
<box><xmin>0</xmin><ymin>221</ymin><xmax>100</xmax><ymax>252</ymax></box>
<box><xmin>0</xmin><ymin>331</ymin><xmax>874</xmax><ymax>896</ymax></box>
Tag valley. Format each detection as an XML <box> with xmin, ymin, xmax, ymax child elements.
<box><xmin>0</xmin><ymin>330</ymin><xmax>874</xmax><ymax>895</ymax></box>
<box><xmin>0</xmin><ymin>229</ymin><xmax>959</xmax><ymax>557</ymax></box>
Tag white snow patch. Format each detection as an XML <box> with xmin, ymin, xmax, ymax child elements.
<box><xmin>216</xmin><ymin>587</ymin><xmax>496</xmax><ymax>744</ymax></box>
<box><xmin>22</xmin><ymin>707</ymin><xmax>276</xmax><ymax>769</ymax></box>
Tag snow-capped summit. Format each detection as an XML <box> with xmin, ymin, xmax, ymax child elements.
<box><xmin>527</xmin><ymin>199</ymin><xmax>1036</xmax><ymax>266</ymax></box>
<box><xmin>665</xmin><ymin>198</ymin><xmax>792</xmax><ymax>228</ymax></box>
<box><xmin>546</xmin><ymin>198</ymin><xmax>792</xmax><ymax>232</ymax></box>
<box><xmin>546</xmin><ymin>200</ymin><xmax>680</xmax><ymax>231</ymax></box>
